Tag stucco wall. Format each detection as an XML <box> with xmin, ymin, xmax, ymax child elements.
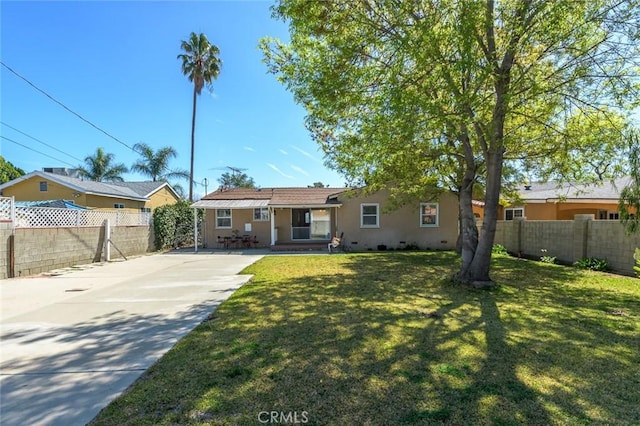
<box><xmin>204</xmin><ymin>209</ymin><xmax>271</xmax><ymax>248</ymax></box>
<box><xmin>336</xmin><ymin>190</ymin><xmax>459</xmax><ymax>251</ymax></box>
<box><xmin>494</xmin><ymin>217</ymin><xmax>640</xmax><ymax>276</ymax></box>
<box><xmin>1</xmin><ymin>225</ymin><xmax>153</xmax><ymax>279</ymax></box>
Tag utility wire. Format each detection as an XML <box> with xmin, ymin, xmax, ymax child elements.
<box><xmin>1</xmin><ymin>135</ymin><xmax>78</xmax><ymax>168</ymax></box>
<box><xmin>2</xmin><ymin>61</ymin><xmax>189</xmax><ymax>185</ymax></box>
<box><xmin>1</xmin><ymin>61</ymin><xmax>135</xmax><ymax>152</ymax></box>
<box><xmin>1</xmin><ymin>121</ymin><xmax>84</xmax><ymax>163</ymax></box>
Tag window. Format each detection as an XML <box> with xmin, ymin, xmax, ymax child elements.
<box><xmin>39</xmin><ymin>181</ymin><xmax>48</xmax><ymax>192</ymax></box>
<box><xmin>253</xmin><ymin>207</ymin><xmax>269</xmax><ymax>221</ymax></box>
<box><xmin>505</xmin><ymin>207</ymin><xmax>524</xmax><ymax>220</ymax></box>
<box><xmin>608</xmin><ymin>211</ymin><xmax>619</xmax><ymax>220</ymax></box>
<box><xmin>140</xmin><ymin>207</ymin><xmax>151</xmax><ymax>213</ymax></box>
<box><xmin>361</xmin><ymin>203</ymin><xmax>379</xmax><ymax>228</ymax></box>
<box><xmin>216</xmin><ymin>209</ymin><xmax>232</xmax><ymax>228</ymax></box>
<box><xmin>114</xmin><ymin>203</ymin><xmax>125</xmax><ymax>209</ymax></box>
<box><xmin>420</xmin><ymin>203</ymin><xmax>439</xmax><ymax>227</ymax></box>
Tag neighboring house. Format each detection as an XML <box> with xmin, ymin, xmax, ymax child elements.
<box><xmin>192</xmin><ymin>187</ymin><xmax>459</xmax><ymax>250</ymax></box>
<box><xmin>498</xmin><ymin>177</ymin><xmax>632</xmax><ymax>221</ymax></box>
<box><xmin>0</xmin><ymin>171</ymin><xmax>181</xmax><ymax>212</ymax></box>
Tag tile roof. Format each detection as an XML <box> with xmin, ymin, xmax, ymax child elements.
<box><xmin>201</xmin><ymin>187</ymin><xmax>348</xmax><ymax>206</ymax></box>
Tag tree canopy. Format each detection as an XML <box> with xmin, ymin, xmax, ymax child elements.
<box><xmin>77</xmin><ymin>148</ymin><xmax>128</xmax><ymax>182</ymax></box>
<box><xmin>0</xmin><ymin>156</ymin><xmax>25</xmax><ymax>184</ymax></box>
<box><xmin>262</xmin><ymin>0</ymin><xmax>640</xmax><ymax>284</ymax></box>
<box><xmin>178</xmin><ymin>32</ymin><xmax>222</xmax><ymax>202</ymax></box>
<box><xmin>217</xmin><ymin>171</ymin><xmax>256</xmax><ymax>189</ymax></box>
<box><xmin>131</xmin><ymin>142</ymin><xmax>189</xmax><ymax>182</ymax></box>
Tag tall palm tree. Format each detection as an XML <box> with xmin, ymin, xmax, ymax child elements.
<box><xmin>77</xmin><ymin>147</ymin><xmax>128</xmax><ymax>182</ymax></box>
<box><xmin>131</xmin><ymin>142</ymin><xmax>189</xmax><ymax>182</ymax></box>
<box><xmin>177</xmin><ymin>32</ymin><xmax>222</xmax><ymax>201</ymax></box>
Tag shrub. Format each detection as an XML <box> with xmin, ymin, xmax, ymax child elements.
<box><xmin>153</xmin><ymin>200</ymin><xmax>202</xmax><ymax>250</ymax></box>
<box><xmin>634</xmin><ymin>248</ymin><xmax>640</xmax><ymax>277</ymax></box>
<box><xmin>574</xmin><ymin>257</ymin><xmax>609</xmax><ymax>272</ymax></box>
<box><xmin>492</xmin><ymin>244</ymin><xmax>508</xmax><ymax>255</ymax></box>
<box><xmin>540</xmin><ymin>249</ymin><xmax>556</xmax><ymax>264</ymax></box>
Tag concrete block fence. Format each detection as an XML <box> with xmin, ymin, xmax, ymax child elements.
<box><xmin>494</xmin><ymin>215</ymin><xmax>640</xmax><ymax>276</ymax></box>
<box><xmin>1</xmin><ymin>224</ymin><xmax>153</xmax><ymax>279</ymax></box>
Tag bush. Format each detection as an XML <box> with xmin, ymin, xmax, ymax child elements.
<box><xmin>153</xmin><ymin>200</ymin><xmax>202</xmax><ymax>250</ymax></box>
<box><xmin>634</xmin><ymin>248</ymin><xmax>640</xmax><ymax>277</ymax></box>
<box><xmin>492</xmin><ymin>244</ymin><xmax>508</xmax><ymax>255</ymax></box>
<box><xmin>574</xmin><ymin>257</ymin><xmax>609</xmax><ymax>272</ymax></box>
<box><xmin>540</xmin><ymin>249</ymin><xmax>556</xmax><ymax>264</ymax></box>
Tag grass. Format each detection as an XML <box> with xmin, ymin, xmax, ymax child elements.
<box><xmin>90</xmin><ymin>252</ymin><xmax>640</xmax><ymax>425</ymax></box>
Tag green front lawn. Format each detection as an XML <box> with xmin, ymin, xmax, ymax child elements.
<box><xmin>91</xmin><ymin>252</ymin><xmax>639</xmax><ymax>425</ymax></box>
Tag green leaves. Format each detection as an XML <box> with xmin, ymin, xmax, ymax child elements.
<box><xmin>77</xmin><ymin>147</ymin><xmax>128</xmax><ymax>182</ymax></box>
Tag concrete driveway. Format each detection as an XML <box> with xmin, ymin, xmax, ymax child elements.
<box><xmin>0</xmin><ymin>250</ymin><xmax>264</xmax><ymax>426</ymax></box>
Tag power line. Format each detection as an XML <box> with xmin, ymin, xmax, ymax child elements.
<box><xmin>1</xmin><ymin>60</ymin><xmax>135</xmax><ymax>152</ymax></box>
<box><xmin>1</xmin><ymin>121</ymin><xmax>84</xmax><ymax>163</ymax></box>
<box><xmin>1</xmin><ymin>135</ymin><xmax>78</xmax><ymax>168</ymax></box>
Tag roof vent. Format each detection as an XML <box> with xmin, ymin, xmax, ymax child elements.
<box><xmin>524</xmin><ymin>185</ymin><xmax>532</xmax><ymax>190</ymax></box>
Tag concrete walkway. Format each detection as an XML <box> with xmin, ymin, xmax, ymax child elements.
<box><xmin>0</xmin><ymin>250</ymin><xmax>264</xmax><ymax>426</ymax></box>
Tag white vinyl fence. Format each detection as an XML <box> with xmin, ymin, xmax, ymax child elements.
<box><xmin>0</xmin><ymin>196</ymin><xmax>150</xmax><ymax>228</ymax></box>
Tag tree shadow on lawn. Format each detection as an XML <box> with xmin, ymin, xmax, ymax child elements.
<box><xmin>93</xmin><ymin>252</ymin><xmax>639</xmax><ymax>425</ymax></box>
<box><xmin>1</xmin><ymin>301</ymin><xmax>225</xmax><ymax>426</ymax></box>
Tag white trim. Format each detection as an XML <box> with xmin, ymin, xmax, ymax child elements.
<box><xmin>253</xmin><ymin>207</ymin><xmax>270</xmax><ymax>221</ymax></box>
<box><xmin>360</xmin><ymin>203</ymin><xmax>379</xmax><ymax>228</ymax></box>
<box><xmin>505</xmin><ymin>207</ymin><xmax>524</xmax><ymax>220</ymax></box>
<box><xmin>419</xmin><ymin>202</ymin><xmax>439</xmax><ymax>227</ymax></box>
<box><xmin>215</xmin><ymin>208</ymin><xmax>232</xmax><ymax>229</ymax></box>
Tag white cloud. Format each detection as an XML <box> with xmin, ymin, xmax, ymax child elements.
<box><xmin>289</xmin><ymin>145</ymin><xmax>321</xmax><ymax>163</ymax></box>
<box><xmin>243</xmin><ymin>146</ymin><xmax>255</xmax><ymax>152</ymax></box>
<box><xmin>290</xmin><ymin>164</ymin><xmax>309</xmax><ymax>176</ymax></box>
<box><xmin>267</xmin><ymin>163</ymin><xmax>295</xmax><ymax>179</ymax></box>
<box><xmin>279</xmin><ymin>149</ymin><xmax>288</xmax><ymax>155</ymax></box>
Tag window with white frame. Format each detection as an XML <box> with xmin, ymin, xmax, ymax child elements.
<box><xmin>420</xmin><ymin>203</ymin><xmax>439</xmax><ymax>227</ymax></box>
<box><xmin>140</xmin><ymin>207</ymin><xmax>151</xmax><ymax>213</ymax></box>
<box><xmin>505</xmin><ymin>207</ymin><xmax>524</xmax><ymax>220</ymax></box>
<box><xmin>114</xmin><ymin>203</ymin><xmax>125</xmax><ymax>209</ymax></box>
<box><xmin>216</xmin><ymin>209</ymin><xmax>232</xmax><ymax>228</ymax></box>
<box><xmin>361</xmin><ymin>203</ymin><xmax>379</xmax><ymax>228</ymax></box>
<box><xmin>253</xmin><ymin>207</ymin><xmax>269</xmax><ymax>221</ymax></box>
<box><xmin>39</xmin><ymin>181</ymin><xmax>48</xmax><ymax>192</ymax></box>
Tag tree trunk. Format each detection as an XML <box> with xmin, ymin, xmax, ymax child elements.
<box><xmin>464</xmin><ymin>148</ymin><xmax>504</xmax><ymax>284</ymax></box>
<box><xmin>188</xmin><ymin>85</ymin><xmax>198</xmax><ymax>202</ymax></box>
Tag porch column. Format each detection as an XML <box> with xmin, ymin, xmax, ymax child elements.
<box><xmin>194</xmin><ymin>208</ymin><xmax>198</xmax><ymax>253</ymax></box>
<box><xmin>270</xmin><ymin>207</ymin><xmax>276</xmax><ymax>246</ymax></box>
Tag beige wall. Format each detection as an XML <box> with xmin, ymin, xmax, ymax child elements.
<box><xmin>203</xmin><ymin>209</ymin><xmax>271</xmax><ymax>248</ymax></box>
<box><xmin>494</xmin><ymin>217</ymin><xmax>640</xmax><ymax>276</ymax></box>
<box><xmin>336</xmin><ymin>190</ymin><xmax>459</xmax><ymax>251</ymax></box>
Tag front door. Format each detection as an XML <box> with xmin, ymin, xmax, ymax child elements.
<box><xmin>291</xmin><ymin>209</ymin><xmax>310</xmax><ymax>239</ymax></box>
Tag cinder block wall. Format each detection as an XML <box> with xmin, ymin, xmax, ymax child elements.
<box><xmin>2</xmin><ymin>225</ymin><xmax>153</xmax><ymax>278</ymax></box>
<box><xmin>0</xmin><ymin>222</ymin><xmax>13</xmax><ymax>279</ymax></box>
<box><xmin>495</xmin><ymin>218</ymin><xmax>640</xmax><ymax>276</ymax></box>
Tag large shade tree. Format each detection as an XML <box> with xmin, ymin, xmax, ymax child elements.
<box><xmin>262</xmin><ymin>0</ymin><xmax>639</xmax><ymax>285</ymax></box>
<box><xmin>217</xmin><ymin>170</ymin><xmax>256</xmax><ymax>189</ymax></box>
<box><xmin>77</xmin><ymin>147</ymin><xmax>128</xmax><ymax>182</ymax></box>
<box><xmin>178</xmin><ymin>32</ymin><xmax>222</xmax><ymax>201</ymax></box>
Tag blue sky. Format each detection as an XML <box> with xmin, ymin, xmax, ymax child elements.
<box><xmin>0</xmin><ymin>1</ymin><xmax>346</xmax><ymax>197</ymax></box>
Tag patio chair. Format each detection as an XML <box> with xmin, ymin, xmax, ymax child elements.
<box><xmin>328</xmin><ymin>232</ymin><xmax>344</xmax><ymax>253</ymax></box>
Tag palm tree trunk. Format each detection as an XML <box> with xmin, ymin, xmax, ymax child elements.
<box><xmin>189</xmin><ymin>85</ymin><xmax>197</xmax><ymax>201</ymax></box>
